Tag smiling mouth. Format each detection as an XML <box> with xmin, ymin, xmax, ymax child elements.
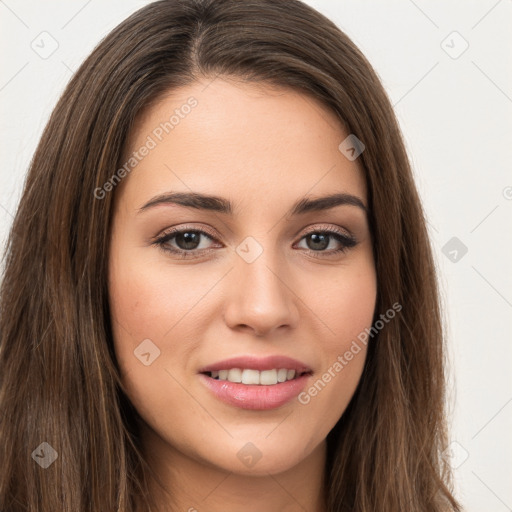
<box><xmin>202</xmin><ymin>368</ymin><xmax>312</xmax><ymax>385</ymax></box>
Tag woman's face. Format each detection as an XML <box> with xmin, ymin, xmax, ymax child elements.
<box><xmin>108</xmin><ymin>78</ymin><xmax>377</xmax><ymax>477</ymax></box>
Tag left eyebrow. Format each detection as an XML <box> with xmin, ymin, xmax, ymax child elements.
<box><xmin>137</xmin><ymin>191</ymin><xmax>368</xmax><ymax>216</ymax></box>
<box><xmin>290</xmin><ymin>193</ymin><xmax>368</xmax><ymax>215</ymax></box>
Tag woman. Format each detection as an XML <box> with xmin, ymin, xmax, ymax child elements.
<box><xmin>0</xmin><ymin>0</ymin><xmax>461</xmax><ymax>510</ymax></box>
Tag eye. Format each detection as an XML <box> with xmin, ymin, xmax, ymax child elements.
<box><xmin>153</xmin><ymin>226</ymin><xmax>221</xmax><ymax>259</ymax></box>
<box><xmin>295</xmin><ymin>228</ymin><xmax>357</xmax><ymax>256</ymax></box>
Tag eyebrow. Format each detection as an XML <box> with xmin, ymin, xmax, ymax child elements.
<box><xmin>137</xmin><ymin>191</ymin><xmax>368</xmax><ymax>216</ymax></box>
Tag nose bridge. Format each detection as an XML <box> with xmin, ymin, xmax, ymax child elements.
<box><xmin>236</xmin><ymin>234</ymin><xmax>289</xmax><ymax>304</ymax></box>
<box><xmin>223</xmin><ymin>234</ymin><xmax>299</xmax><ymax>334</ymax></box>
<box><xmin>237</xmin><ymin>240</ymin><xmax>283</xmax><ymax>296</ymax></box>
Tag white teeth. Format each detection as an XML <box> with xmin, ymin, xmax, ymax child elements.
<box><xmin>241</xmin><ymin>369</ymin><xmax>260</xmax><ymax>385</ymax></box>
<box><xmin>277</xmin><ymin>368</ymin><xmax>288</xmax><ymax>382</ymax></box>
<box><xmin>227</xmin><ymin>368</ymin><xmax>242</xmax><ymax>383</ymax></box>
<box><xmin>208</xmin><ymin>367</ymin><xmax>304</xmax><ymax>385</ymax></box>
<box><xmin>260</xmin><ymin>369</ymin><xmax>277</xmax><ymax>385</ymax></box>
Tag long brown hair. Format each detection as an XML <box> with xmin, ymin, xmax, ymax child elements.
<box><xmin>0</xmin><ymin>1</ymin><xmax>460</xmax><ymax>510</ymax></box>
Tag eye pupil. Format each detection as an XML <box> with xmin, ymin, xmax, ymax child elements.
<box><xmin>307</xmin><ymin>233</ymin><xmax>329</xmax><ymax>251</ymax></box>
<box><xmin>176</xmin><ymin>231</ymin><xmax>201</xmax><ymax>250</ymax></box>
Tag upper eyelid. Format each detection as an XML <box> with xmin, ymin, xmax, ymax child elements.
<box><xmin>156</xmin><ymin>225</ymin><xmax>219</xmax><ymax>243</ymax></box>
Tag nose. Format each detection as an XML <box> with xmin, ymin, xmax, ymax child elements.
<box><xmin>223</xmin><ymin>249</ymin><xmax>300</xmax><ymax>337</ymax></box>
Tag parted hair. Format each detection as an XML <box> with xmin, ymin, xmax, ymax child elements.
<box><xmin>0</xmin><ymin>1</ymin><xmax>460</xmax><ymax>510</ymax></box>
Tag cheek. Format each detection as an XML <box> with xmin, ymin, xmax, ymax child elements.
<box><xmin>110</xmin><ymin>262</ymin><xmax>188</xmax><ymax>340</ymax></box>
<box><xmin>296</xmin><ymin>261</ymin><xmax>376</xmax><ymax>432</ymax></box>
<box><xmin>312</xmin><ymin>259</ymin><xmax>377</xmax><ymax>352</ymax></box>
<box><xmin>108</xmin><ymin>251</ymin><xmax>225</xmax><ymax>376</ymax></box>
<box><xmin>107</xmin><ymin>256</ymin><xmax>211</xmax><ymax>426</ymax></box>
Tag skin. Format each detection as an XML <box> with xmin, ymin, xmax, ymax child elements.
<box><xmin>108</xmin><ymin>77</ymin><xmax>377</xmax><ymax>512</ymax></box>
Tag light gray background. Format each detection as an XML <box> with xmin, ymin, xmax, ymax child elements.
<box><xmin>1</xmin><ymin>1</ymin><xmax>511</xmax><ymax>510</ymax></box>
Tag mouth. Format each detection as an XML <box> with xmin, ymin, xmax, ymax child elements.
<box><xmin>201</xmin><ymin>368</ymin><xmax>312</xmax><ymax>385</ymax></box>
<box><xmin>197</xmin><ymin>355</ymin><xmax>313</xmax><ymax>410</ymax></box>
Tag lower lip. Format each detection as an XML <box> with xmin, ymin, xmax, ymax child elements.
<box><xmin>198</xmin><ymin>373</ymin><xmax>310</xmax><ymax>410</ymax></box>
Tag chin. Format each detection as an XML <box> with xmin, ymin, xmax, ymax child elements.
<box><xmin>200</xmin><ymin>436</ymin><xmax>318</xmax><ymax>476</ymax></box>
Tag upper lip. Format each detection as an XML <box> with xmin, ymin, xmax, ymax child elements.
<box><xmin>198</xmin><ymin>355</ymin><xmax>312</xmax><ymax>374</ymax></box>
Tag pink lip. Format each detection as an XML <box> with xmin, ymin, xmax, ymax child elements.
<box><xmin>198</xmin><ymin>355</ymin><xmax>312</xmax><ymax>374</ymax></box>
<box><xmin>198</xmin><ymin>373</ymin><xmax>311</xmax><ymax>410</ymax></box>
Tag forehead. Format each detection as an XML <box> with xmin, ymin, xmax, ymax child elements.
<box><xmin>118</xmin><ymin>78</ymin><xmax>367</xmax><ymax>213</ymax></box>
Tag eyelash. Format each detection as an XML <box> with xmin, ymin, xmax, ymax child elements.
<box><xmin>152</xmin><ymin>224</ymin><xmax>357</xmax><ymax>260</ymax></box>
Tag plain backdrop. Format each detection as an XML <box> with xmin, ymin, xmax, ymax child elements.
<box><xmin>1</xmin><ymin>1</ymin><xmax>511</xmax><ymax>510</ymax></box>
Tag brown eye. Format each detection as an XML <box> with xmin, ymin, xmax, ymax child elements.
<box><xmin>154</xmin><ymin>227</ymin><xmax>220</xmax><ymax>258</ymax></box>
<box><xmin>296</xmin><ymin>230</ymin><xmax>357</xmax><ymax>255</ymax></box>
<box><xmin>173</xmin><ymin>231</ymin><xmax>203</xmax><ymax>250</ymax></box>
